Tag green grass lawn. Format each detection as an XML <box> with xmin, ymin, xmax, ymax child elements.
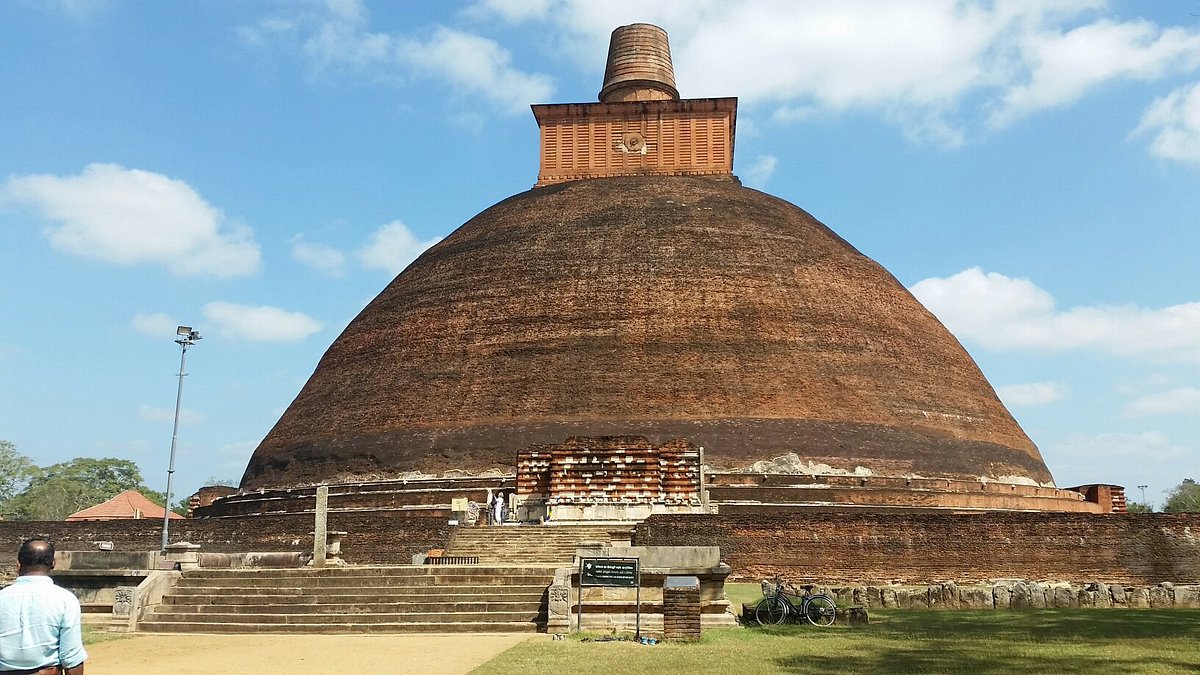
<box><xmin>83</xmin><ymin>623</ymin><xmax>128</xmax><ymax>646</ymax></box>
<box><xmin>475</xmin><ymin>607</ymin><xmax>1200</xmax><ymax>674</ymax></box>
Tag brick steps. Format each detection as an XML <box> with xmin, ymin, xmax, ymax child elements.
<box><xmin>146</xmin><ymin>610</ymin><xmax>545</xmax><ymax>624</ymax></box>
<box><xmin>445</xmin><ymin>525</ymin><xmax>631</xmax><ymax>564</ymax></box>
<box><xmin>140</xmin><ymin>527</ymin><xmax>633</xmax><ymax>634</ymax></box>
<box><xmin>163</xmin><ymin>601</ymin><xmax>543</xmax><ymax>614</ymax></box>
<box><xmin>137</xmin><ymin>621</ymin><xmax>542</xmax><ymax>634</ymax></box>
<box><xmin>166</xmin><ymin>587</ymin><xmax>547</xmax><ymax>603</ymax></box>
<box><xmin>141</xmin><ymin>565</ymin><xmax>554</xmax><ymax>634</ymax></box>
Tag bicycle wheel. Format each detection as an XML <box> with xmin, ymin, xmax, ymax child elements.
<box><xmin>755</xmin><ymin>596</ymin><xmax>789</xmax><ymax>625</ymax></box>
<box><xmin>802</xmin><ymin>594</ymin><xmax>837</xmax><ymax>626</ymax></box>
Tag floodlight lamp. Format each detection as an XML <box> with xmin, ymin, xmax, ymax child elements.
<box><xmin>176</xmin><ymin>325</ymin><xmax>192</xmax><ymax>336</ymax></box>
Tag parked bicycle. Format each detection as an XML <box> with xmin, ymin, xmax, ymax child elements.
<box><xmin>755</xmin><ymin>577</ymin><xmax>837</xmax><ymax>626</ymax></box>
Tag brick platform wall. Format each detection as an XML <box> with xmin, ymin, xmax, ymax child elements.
<box><xmin>0</xmin><ymin>513</ymin><xmax>452</xmax><ymax>569</ymax></box>
<box><xmin>634</xmin><ymin>512</ymin><xmax>1200</xmax><ymax>585</ymax></box>
<box><xmin>662</xmin><ymin>587</ymin><xmax>702</xmax><ymax>640</ymax></box>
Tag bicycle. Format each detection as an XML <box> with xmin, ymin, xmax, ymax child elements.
<box><xmin>755</xmin><ymin>577</ymin><xmax>837</xmax><ymax>626</ymax></box>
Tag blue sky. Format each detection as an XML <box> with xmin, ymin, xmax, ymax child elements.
<box><xmin>1</xmin><ymin>1</ymin><xmax>1197</xmax><ymax>509</ymax></box>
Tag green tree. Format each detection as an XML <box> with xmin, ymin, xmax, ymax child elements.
<box><xmin>1126</xmin><ymin>501</ymin><xmax>1153</xmax><ymax>514</ymax></box>
<box><xmin>0</xmin><ymin>441</ymin><xmax>38</xmax><ymax>507</ymax></box>
<box><xmin>7</xmin><ymin>456</ymin><xmax>151</xmax><ymax>521</ymax></box>
<box><xmin>1162</xmin><ymin>479</ymin><xmax>1200</xmax><ymax>513</ymax></box>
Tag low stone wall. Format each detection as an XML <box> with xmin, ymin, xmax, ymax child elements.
<box><xmin>195</xmin><ymin>477</ymin><xmax>511</xmax><ymax>518</ymax></box>
<box><xmin>635</xmin><ymin>512</ymin><xmax>1200</xmax><ymax>585</ymax></box>
<box><xmin>0</xmin><ymin>512</ymin><xmax>452</xmax><ymax>570</ymax></box>
<box><xmin>825</xmin><ymin>581</ymin><xmax>1200</xmax><ymax>610</ymax></box>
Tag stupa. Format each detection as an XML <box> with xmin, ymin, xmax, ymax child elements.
<box><xmin>212</xmin><ymin>25</ymin><xmax>1118</xmax><ymax>519</ymax></box>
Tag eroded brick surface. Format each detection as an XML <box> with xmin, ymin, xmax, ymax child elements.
<box><xmin>244</xmin><ymin>176</ymin><xmax>1047</xmax><ymax>491</ymax></box>
<box><xmin>634</xmin><ymin>512</ymin><xmax>1200</xmax><ymax>585</ymax></box>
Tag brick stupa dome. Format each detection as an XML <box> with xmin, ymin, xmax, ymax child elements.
<box><xmin>238</xmin><ymin>24</ymin><xmax>1062</xmax><ymax>506</ymax></box>
<box><xmin>242</xmin><ymin>172</ymin><xmax>1052</xmax><ymax>489</ymax></box>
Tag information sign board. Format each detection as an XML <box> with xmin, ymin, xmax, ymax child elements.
<box><xmin>580</xmin><ymin>557</ymin><xmax>639</xmax><ymax>587</ymax></box>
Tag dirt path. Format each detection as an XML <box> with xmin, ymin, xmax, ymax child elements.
<box><xmin>84</xmin><ymin>633</ymin><xmax>533</xmax><ymax>675</ymax></box>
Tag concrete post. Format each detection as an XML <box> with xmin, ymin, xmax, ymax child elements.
<box><xmin>313</xmin><ymin>486</ymin><xmax>328</xmax><ymax>569</ymax></box>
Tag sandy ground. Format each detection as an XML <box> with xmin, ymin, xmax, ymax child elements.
<box><xmin>84</xmin><ymin>633</ymin><xmax>533</xmax><ymax>675</ymax></box>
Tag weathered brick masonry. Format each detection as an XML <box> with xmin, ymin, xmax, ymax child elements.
<box><xmin>634</xmin><ymin>512</ymin><xmax>1200</xmax><ymax>585</ymax></box>
<box><xmin>0</xmin><ymin>513</ymin><xmax>451</xmax><ymax>570</ymax></box>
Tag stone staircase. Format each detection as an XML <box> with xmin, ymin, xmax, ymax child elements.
<box><xmin>444</xmin><ymin>524</ymin><xmax>633</xmax><ymax>564</ymax></box>
<box><xmin>137</xmin><ymin>565</ymin><xmax>555</xmax><ymax>633</ymax></box>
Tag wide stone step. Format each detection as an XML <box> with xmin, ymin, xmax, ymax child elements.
<box><xmin>137</xmin><ymin>621</ymin><xmax>541</xmax><ymax>634</ymax></box>
<box><xmin>175</xmin><ymin>575</ymin><xmax>553</xmax><ymax>589</ymax></box>
<box><xmin>146</xmin><ymin>610</ymin><xmax>545</xmax><ymax>624</ymax></box>
<box><xmin>161</xmin><ymin>600</ymin><xmax>543</xmax><ymax>614</ymax></box>
<box><xmin>166</xmin><ymin>587</ymin><xmax>547</xmax><ymax>603</ymax></box>
<box><xmin>182</xmin><ymin>565</ymin><xmax>556</xmax><ymax>579</ymax></box>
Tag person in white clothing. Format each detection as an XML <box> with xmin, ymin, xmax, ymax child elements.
<box><xmin>0</xmin><ymin>539</ymin><xmax>87</xmax><ymax>675</ymax></box>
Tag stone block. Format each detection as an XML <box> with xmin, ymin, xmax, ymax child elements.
<box><xmin>1175</xmin><ymin>586</ymin><xmax>1200</xmax><ymax>608</ymax></box>
<box><xmin>959</xmin><ymin>587</ymin><xmax>992</xmax><ymax>610</ymax></box>
<box><xmin>1029</xmin><ymin>583</ymin><xmax>1049</xmax><ymax>608</ymax></box>
<box><xmin>993</xmin><ymin>584</ymin><xmax>1012</xmax><ymax>609</ymax></box>
<box><xmin>1109</xmin><ymin>586</ymin><xmax>1128</xmax><ymax>605</ymax></box>
<box><xmin>1051</xmin><ymin>586</ymin><xmax>1076</xmax><ymax>608</ymax></box>
<box><xmin>839</xmin><ymin>606</ymin><xmax>869</xmax><ymax>625</ymax></box>
<box><xmin>880</xmin><ymin>587</ymin><xmax>897</xmax><ymax>609</ymax></box>
<box><xmin>1149</xmin><ymin>586</ymin><xmax>1173</xmax><ymax>608</ymax></box>
<box><xmin>1128</xmin><ymin>588</ymin><xmax>1150</xmax><ymax>608</ymax></box>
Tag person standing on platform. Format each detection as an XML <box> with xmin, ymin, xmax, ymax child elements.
<box><xmin>0</xmin><ymin>538</ymin><xmax>87</xmax><ymax>675</ymax></box>
<box><xmin>492</xmin><ymin>490</ymin><xmax>506</xmax><ymax>525</ymax></box>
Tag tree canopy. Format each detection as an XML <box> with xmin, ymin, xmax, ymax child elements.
<box><xmin>0</xmin><ymin>440</ymin><xmax>38</xmax><ymax>504</ymax></box>
<box><xmin>1163</xmin><ymin>479</ymin><xmax>1200</xmax><ymax>513</ymax></box>
<box><xmin>0</xmin><ymin>443</ymin><xmax>177</xmax><ymax>520</ymax></box>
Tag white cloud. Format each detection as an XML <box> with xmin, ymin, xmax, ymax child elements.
<box><xmin>463</xmin><ymin>0</ymin><xmax>555</xmax><ymax>23</ymax></box>
<box><xmin>466</xmin><ymin>1</ymin><xmax>1200</xmax><ymax>146</ymax></box>
<box><xmin>251</xmin><ymin>1</ymin><xmax>553</xmax><ymax>114</ymax></box>
<box><xmin>740</xmin><ymin>154</ymin><xmax>778</xmax><ymax>187</ymax></box>
<box><xmin>1132</xmin><ymin>82</ymin><xmax>1200</xmax><ymax>163</ymax></box>
<box><xmin>1</xmin><ymin>163</ymin><xmax>261</xmax><ymax>277</ymax></box>
<box><xmin>201</xmin><ymin>301</ymin><xmax>322</xmax><ymax>342</ymax></box>
<box><xmin>910</xmin><ymin>267</ymin><xmax>1200</xmax><ymax>362</ymax></box>
<box><xmin>397</xmin><ymin>28</ymin><xmax>555</xmax><ymax>113</ymax></box>
<box><xmin>1045</xmin><ymin>430</ymin><xmax>1194</xmax><ymax>496</ymax></box>
<box><xmin>1049</xmin><ymin>431</ymin><xmax>1190</xmax><ymax>462</ymax></box>
<box><xmin>1124</xmin><ymin>387</ymin><xmax>1200</xmax><ymax>417</ymax></box>
<box><xmin>290</xmin><ymin>236</ymin><xmax>347</xmax><ymax>277</ymax></box>
<box><xmin>359</xmin><ymin>221</ymin><xmax>441</xmax><ymax>275</ymax></box>
<box><xmin>996</xmin><ymin>381</ymin><xmax>1068</xmax><ymax>407</ymax></box>
<box><xmin>132</xmin><ymin>313</ymin><xmax>180</xmax><ymax>338</ymax></box>
<box><xmin>771</xmin><ymin>105</ymin><xmax>820</xmax><ymax>124</ymax></box>
<box><xmin>48</xmin><ymin>0</ymin><xmax>111</xmax><ymax>18</ymax></box>
<box><xmin>138</xmin><ymin>403</ymin><xmax>204</xmax><ymax>425</ymax></box>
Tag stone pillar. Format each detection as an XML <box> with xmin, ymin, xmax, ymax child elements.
<box><xmin>313</xmin><ymin>486</ymin><xmax>328</xmax><ymax>568</ymax></box>
<box><xmin>163</xmin><ymin>542</ymin><xmax>202</xmax><ymax>571</ymax></box>
<box><xmin>547</xmin><ymin>568</ymin><xmax>573</xmax><ymax>634</ymax></box>
<box><xmin>662</xmin><ymin>575</ymin><xmax>701</xmax><ymax>641</ymax></box>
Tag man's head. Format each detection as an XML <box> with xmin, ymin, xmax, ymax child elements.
<box><xmin>17</xmin><ymin>538</ymin><xmax>55</xmax><ymax>575</ymax></box>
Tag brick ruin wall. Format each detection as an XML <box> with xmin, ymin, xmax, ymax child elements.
<box><xmin>634</xmin><ymin>512</ymin><xmax>1200</xmax><ymax>585</ymax></box>
<box><xmin>0</xmin><ymin>513</ymin><xmax>451</xmax><ymax>576</ymax></box>
<box><xmin>5</xmin><ymin>511</ymin><xmax>1198</xmax><ymax>588</ymax></box>
<box><xmin>517</xmin><ymin>436</ymin><xmax>701</xmax><ymax>505</ymax></box>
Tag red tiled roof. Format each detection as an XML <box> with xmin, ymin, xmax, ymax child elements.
<box><xmin>66</xmin><ymin>489</ymin><xmax>183</xmax><ymax>521</ymax></box>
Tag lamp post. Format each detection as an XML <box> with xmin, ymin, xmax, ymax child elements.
<box><xmin>162</xmin><ymin>325</ymin><xmax>201</xmax><ymax>551</ymax></box>
<box><xmin>1137</xmin><ymin>484</ymin><xmax>1148</xmax><ymax>506</ymax></box>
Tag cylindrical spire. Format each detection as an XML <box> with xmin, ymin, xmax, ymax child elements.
<box><xmin>598</xmin><ymin>23</ymin><xmax>679</xmax><ymax>103</ymax></box>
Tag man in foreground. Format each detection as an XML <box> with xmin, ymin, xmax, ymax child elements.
<box><xmin>0</xmin><ymin>539</ymin><xmax>87</xmax><ymax>674</ymax></box>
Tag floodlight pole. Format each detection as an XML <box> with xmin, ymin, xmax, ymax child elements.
<box><xmin>1137</xmin><ymin>484</ymin><xmax>1148</xmax><ymax>505</ymax></box>
<box><xmin>162</xmin><ymin>327</ymin><xmax>201</xmax><ymax>551</ymax></box>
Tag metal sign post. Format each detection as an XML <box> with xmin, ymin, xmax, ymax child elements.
<box><xmin>578</xmin><ymin>557</ymin><xmax>641</xmax><ymax>638</ymax></box>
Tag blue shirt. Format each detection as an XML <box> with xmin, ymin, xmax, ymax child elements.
<box><xmin>0</xmin><ymin>575</ymin><xmax>87</xmax><ymax>671</ymax></box>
